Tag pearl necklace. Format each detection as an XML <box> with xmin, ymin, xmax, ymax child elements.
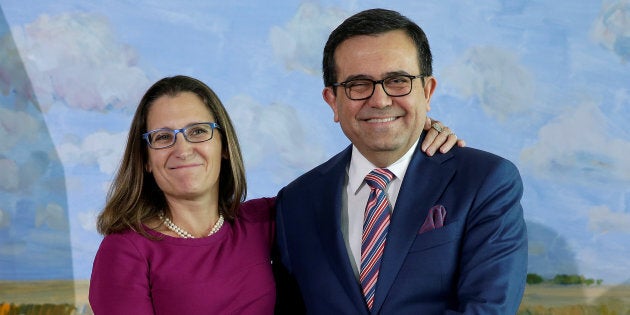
<box><xmin>158</xmin><ymin>212</ymin><xmax>224</xmax><ymax>238</ymax></box>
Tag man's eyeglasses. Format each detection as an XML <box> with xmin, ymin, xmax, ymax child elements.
<box><xmin>142</xmin><ymin>122</ymin><xmax>221</xmax><ymax>149</ymax></box>
<box><xmin>331</xmin><ymin>74</ymin><xmax>426</xmax><ymax>101</ymax></box>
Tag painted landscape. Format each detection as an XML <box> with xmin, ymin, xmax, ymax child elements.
<box><xmin>1</xmin><ymin>2</ymin><xmax>628</xmax><ymax>315</ymax></box>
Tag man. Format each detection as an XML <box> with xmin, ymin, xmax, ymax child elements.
<box><xmin>275</xmin><ymin>8</ymin><xmax>527</xmax><ymax>314</ymax></box>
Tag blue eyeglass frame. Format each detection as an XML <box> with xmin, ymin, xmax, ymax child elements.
<box><xmin>142</xmin><ymin>122</ymin><xmax>221</xmax><ymax>149</ymax></box>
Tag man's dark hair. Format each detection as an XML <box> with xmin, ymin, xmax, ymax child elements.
<box><xmin>322</xmin><ymin>8</ymin><xmax>433</xmax><ymax>87</ymax></box>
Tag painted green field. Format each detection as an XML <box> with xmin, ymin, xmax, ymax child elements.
<box><xmin>2</xmin><ymin>281</ymin><xmax>629</xmax><ymax>314</ymax></box>
<box><xmin>519</xmin><ymin>284</ymin><xmax>630</xmax><ymax>314</ymax></box>
<box><xmin>0</xmin><ymin>280</ymin><xmax>91</xmax><ymax>315</ymax></box>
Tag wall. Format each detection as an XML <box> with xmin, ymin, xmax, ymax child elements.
<box><xmin>0</xmin><ymin>0</ymin><xmax>628</xmax><ymax>311</ymax></box>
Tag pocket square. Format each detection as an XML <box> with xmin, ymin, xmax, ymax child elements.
<box><xmin>419</xmin><ymin>205</ymin><xmax>446</xmax><ymax>234</ymax></box>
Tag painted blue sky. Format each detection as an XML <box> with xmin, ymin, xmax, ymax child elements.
<box><xmin>0</xmin><ymin>0</ymin><xmax>628</xmax><ymax>285</ymax></box>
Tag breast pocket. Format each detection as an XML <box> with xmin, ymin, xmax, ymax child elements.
<box><xmin>397</xmin><ymin>220</ymin><xmax>463</xmax><ymax>291</ymax></box>
<box><xmin>408</xmin><ymin>219</ymin><xmax>461</xmax><ymax>253</ymax></box>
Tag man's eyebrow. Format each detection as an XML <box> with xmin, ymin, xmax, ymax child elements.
<box><xmin>342</xmin><ymin>70</ymin><xmax>412</xmax><ymax>82</ymax></box>
<box><xmin>342</xmin><ymin>74</ymin><xmax>371</xmax><ymax>82</ymax></box>
<box><xmin>383</xmin><ymin>70</ymin><xmax>412</xmax><ymax>77</ymax></box>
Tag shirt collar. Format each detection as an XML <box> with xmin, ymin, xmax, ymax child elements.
<box><xmin>348</xmin><ymin>139</ymin><xmax>420</xmax><ymax>194</ymax></box>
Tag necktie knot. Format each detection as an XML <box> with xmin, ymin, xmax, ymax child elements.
<box><xmin>365</xmin><ymin>168</ymin><xmax>394</xmax><ymax>192</ymax></box>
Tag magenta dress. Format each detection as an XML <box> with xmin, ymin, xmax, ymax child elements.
<box><xmin>89</xmin><ymin>198</ymin><xmax>276</xmax><ymax>315</ymax></box>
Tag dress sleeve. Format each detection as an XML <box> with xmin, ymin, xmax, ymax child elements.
<box><xmin>89</xmin><ymin>233</ymin><xmax>155</xmax><ymax>314</ymax></box>
<box><xmin>239</xmin><ymin>197</ymin><xmax>276</xmax><ymax>222</ymax></box>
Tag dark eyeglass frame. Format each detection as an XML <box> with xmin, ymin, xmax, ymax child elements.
<box><xmin>331</xmin><ymin>74</ymin><xmax>427</xmax><ymax>101</ymax></box>
<box><xmin>142</xmin><ymin>122</ymin><xmax>221</xmax><ymax>150</ymax></box>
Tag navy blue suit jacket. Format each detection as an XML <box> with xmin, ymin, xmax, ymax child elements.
<box><xmin>275</xmin><ymin>137</ymin><xmax>527</xmax><ymax>314</ymax></box>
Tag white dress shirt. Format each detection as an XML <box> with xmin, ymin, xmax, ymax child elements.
<box><xmin>341</xmin><ymin>139</ymin><xmax>420</xmax><ymax>279</ymax></box>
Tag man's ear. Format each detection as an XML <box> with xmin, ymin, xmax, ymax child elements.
<box><xmin>322</xmin><ymin>87</ymin><xmax>340</xmax><ymax>122</ymax></box>
<box><xmin>423</xmin><ymin>76</ymin><xmax>437</xmax><ymax>112</ymax></box>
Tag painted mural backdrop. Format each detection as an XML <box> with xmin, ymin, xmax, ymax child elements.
<box><xmin>0</xmin><ymin>0</ymin><xmax>628</xmax><ymax>310</ymax></box>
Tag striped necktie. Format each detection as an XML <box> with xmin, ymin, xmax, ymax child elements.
<box><xmin>361</xmin><ymin>168</ymin><xmax>394</xmax><ymax>310</ymax></box>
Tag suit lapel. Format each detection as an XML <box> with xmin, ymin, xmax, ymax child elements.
<box><xmin>314</xmin><ymin>146</ymin><xmax>368</xmax><ymax>312</ymax></box>
<box><xmin>371</xmin><ymin>141</ymin><xmax>456</xmax><ymax>313</ymax></box>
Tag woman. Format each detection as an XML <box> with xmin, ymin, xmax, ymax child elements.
<box><xmin>89</xmin><ymin>75</ymin><xmax>459</xmax><ymax>314</ymax></box>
